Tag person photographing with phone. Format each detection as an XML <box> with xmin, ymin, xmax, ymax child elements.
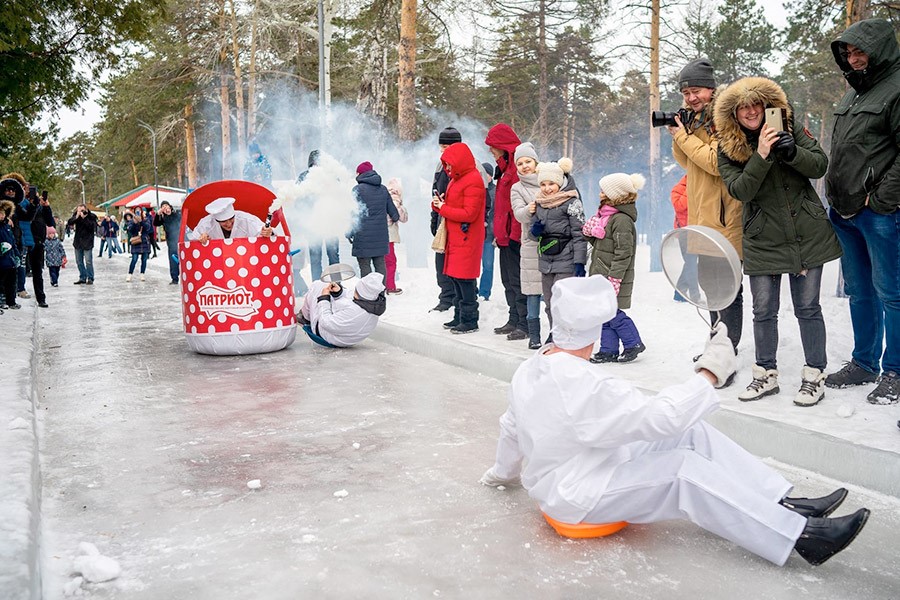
<box><xmin>66</xmin><ymin>203</ymin><xmax>98</xmax><ymax>285</ymax></box>
<box><xmin>714</xmin><ymin>77</ymin><xmax>842</xmax><ymax>407</ymax></box>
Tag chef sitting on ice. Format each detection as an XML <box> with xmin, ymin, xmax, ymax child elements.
<box><xmin>479</xmin><ymin>275</ymin><xmax>869</xmax><ymax>568</ymax></box>
<box><xmin>297</xmin><ymin>272</ymin><xmax>386</xmax><ymax>348</ymax></box>
<box><xmin>190</xmin><ymin>196</ymin><xmax>272</xmax><ymax>241</ymax></box>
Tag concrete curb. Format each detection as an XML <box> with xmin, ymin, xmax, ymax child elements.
<box><xmin>371</xmin><ymin>322</ymin><xmax>900</xmax><ymax>498</ymax></box>
<box><xmin>0</xmin><ymin>305</ymin><xmax>43</xmax><ymax>600</ymax></box>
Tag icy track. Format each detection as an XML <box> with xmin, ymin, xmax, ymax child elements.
<box><xmin>25</xmin><ymin>256</ymin><xmax>900</xmax><ymax>599</ymax></box>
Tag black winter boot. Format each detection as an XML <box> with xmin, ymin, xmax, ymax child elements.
<box><xmin>494</xmin><ymin>321</ymin><xmax>516</xmax><ymax>335</ymax></box>
<box><xmin>527</xmin><ymin>318</ymin><xmax>542</xmax><ymax>350</ymax></box>
<box><xmin>794</xmin><ymin>508</ymin><xmax>870</xmax><ymax>566</ymax></box>
<box><xmin>453</xmin><ymin>308</ymin><xmax>479</xmax><ymax>335</ymax></box>
<box><xmin>506</xmin><ymin>328</ymin><xmax>528</xmax><ymax>341</ymax></box>
<box><xmin>443</xmin><ymin>309</ymin><xmax>460</xmax><ymax>330</ymax></box>
<box><xmin>780</xmin><ymin>488</ymin><xmax>848</xmax><ymax>519</ymax></box>
<box><xmin>618</xmin><ymin>343</ymin><xmax>646</xmax><ymax>363</ymax></box>
<box><xmin>590</xmin><ymin>351</ymin><xmax>619</xmax><ymax>364</ymax></box>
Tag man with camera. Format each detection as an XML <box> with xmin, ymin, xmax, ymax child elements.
<box><xmin>154</xmin><ymin>200</ymin><xmax>182</xmax><ymax>285</ymax></box>
<box><xmin>666</xmin><ymin>58</ymin><xmax>744</xmax><ymax>358</ymax></box>
<box><xmin>67</xmin><ymin>204</ymin><xmax>98</xmax><ymax>285</ymax></box>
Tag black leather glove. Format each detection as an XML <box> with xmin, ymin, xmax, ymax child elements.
<box><xmin>772</xmin><ymin>131</ymin><xmax>797</xmax><ymax>161</ymax></box>
<box><xmin>329</xmin><ymin>282</ymin><xmax>343</xmax><ymax>298</ymax></box>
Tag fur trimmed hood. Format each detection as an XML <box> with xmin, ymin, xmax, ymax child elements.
<box><xmin>714</xmin><ymin>77</ymin><xmax>792</xmax><ymax>163</ymax></box>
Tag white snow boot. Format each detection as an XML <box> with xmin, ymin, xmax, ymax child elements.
<box><xmin>795</xmin><ymin>366</ymin><xmax>826</xmax><ymax>407</ymax></box>
<box><xmin>738</xmin><ymin>365</ymin><xmax>779</xmax><ymax>402</ymax></box>
<box><xmin>125</xmin><ymin>274</ymin><xmax>132</xmax><ymax>282</ymax></box>
<box><xmin>140</xmin><ymin>274</ymin><xmax>145</xmax><ymax>282</ymax></box>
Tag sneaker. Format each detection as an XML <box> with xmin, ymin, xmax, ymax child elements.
<box><xmin>386</xmin><ymin>288</ymin><xmax>403</xmax><ymax>295</ymax></box>
<box><xmin>506</xmin><ymin>329</ymin><xmax>528</xmax><ymax>341</ymax></box>
<box><xmin>528</xmin><ymin>339</ymin><xmax>542</xmax><ymax>350</ymax></box>
<box><xmin>825</xmin><ymin>360</ymin><xmax>877</xmax><ymax>389</ymax></box>
<box><xmin>618</xmin><ymin>343</ymin><xmax>646</xmax><ymax>363</ymax></box>
<box><xmin>795</xmin><ymin>366</ymin><xmax>826</xmax><ymax>407</ymax></box>
<box><xmin>126</xmin><ymin>274</ymin><xmax>132</xmax><ymax>282</ymax></box>
<box><xmin>590</xmin><ymin>351</ymin><xmax>619</xmax><ymax>364</ymax></box>
<box><xmin>51</xmin><ymin>283</ymin><xmax>58</xmax><ymax>287</ymax></box>
<box><xmin>169</xmin><ymin>280</ymin><xmax>179</xmax><ymax>285</ymax></box>
<box><xmin>8</xmin><ymin>303</ymin><xmax>21</xmax><ymax>309</ymax></box>
<box><xmin>0</xmin><ymin>303</ymin><xmax>7</xmax><ymax>309</ymax></box>
<box><xmin>794</xmin><ymin>508</ymin><xmax>870</xmax><ymax>566</ymax></box>
<box><xmin>140</xmin><ymin>274</ymin><xmax>146</xmax><ymax>282</ymax></box>
<box><xmin>17</xmin><ymin>290</ymin><xmax>30</xmax><ymax>299</ymax></box>
<box><xmin>451</xmin><ymin>322</ymin><xmax>479</xmax><ymax>334</ymax></box>
<box><xmin>86</xmin><ymin>279</ymin><xmax>93</xmax><ymax>285</ymax></box>
<box><xmin>867</xmin><ymin>371</ymin><xmax>900</xmax><ymax>405</ymax></box>
<box><xmin>781</xmin><ymin>488</ymin><xmax>848</xmax><ymax>519</ymax></box>
<box><xmin>74</xmin><ymin>280</ymin><xmax>86</xmax><ymax>285</ymax></box>
<box><xmin>493</xmin><ymin>322</ymin><xmax>516</xmax><ymax>335</ymax></box>
<box><xmin>738</xmin><ymin>365</ymin><xmax>779</xmax><ymax>401</ymax></box>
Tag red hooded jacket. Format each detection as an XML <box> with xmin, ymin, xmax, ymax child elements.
<box><xmin>671</xmin><ymin>175</ymin><xmax>688</xmax><ymax>228</ymax></box>
<box><xmin>484</xmin><ymin>123</ymin><xmax>521</xmax><ymax>246</ymax></box>
<box><xmin>436</xmin><ymin>143</ymin><xmax>486</xmax><ymax>279</ymax></box>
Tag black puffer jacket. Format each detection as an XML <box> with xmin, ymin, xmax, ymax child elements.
<box><xmin>350</xmin><ymin>170</ymin><xmax>400</xmax><ymax>258</ymax></box>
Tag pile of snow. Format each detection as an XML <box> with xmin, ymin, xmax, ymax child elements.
<box><xmin>71</xmin><ymin>542</ymin><xmax>121</xmax><ymax>584</ymax></box>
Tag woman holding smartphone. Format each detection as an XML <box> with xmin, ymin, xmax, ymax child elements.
<box><xmin>714</xmin><ymin>77</ymin><xmax>842</xmax><ymax>407</ymax></box>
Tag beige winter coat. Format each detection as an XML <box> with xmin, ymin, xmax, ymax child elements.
<box><xmin>671</xmin><ymin>87</ymin><xmax>744</xmax><ymax>259</ymax></box>
<box><xmin>510</xmin><ymin>173</ymin><xmax>542</xmax><ymax>295</ymax></box>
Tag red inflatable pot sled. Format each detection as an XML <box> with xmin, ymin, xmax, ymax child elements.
<box><xmin>178</xmin><ymin>180</ymin><xmax>297</xmax><ymax>355</ymax></box>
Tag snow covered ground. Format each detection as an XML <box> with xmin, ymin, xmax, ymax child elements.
<box><xmin>2</xmin><ymin>237</ymin><xmax>899</xmax><ymax>598</ymax></box>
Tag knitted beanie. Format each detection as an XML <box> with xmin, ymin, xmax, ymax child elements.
<box><xmin>438</xmin><ymin>127</ymin><xmax>462</xmax><ymax>145</ymax></box>
<box><xmin>356</xmin><ymin>161</ymin><xmax>374</xmax><ymax>175</ymax></box>
<box><xmin>678</xmin><ymin>58</ymin><xmax>717</xmax><ymax>90</ymax></box>
<box><xmin>514</xmin><ymin>142</ymin><xmax>538</xmax><ymax>163</ymax></box>
<box><xmin>599</xmin><ymin>173</ymin><xmax>646</xmax><ymax>203</ymax></box>
<box><xmin>537</xmin><ymin>158</ymin><xmax>573</xmax><ymax>187</ymax></box>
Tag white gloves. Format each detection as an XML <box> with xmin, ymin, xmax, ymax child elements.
<box><xmin>694</xmin><ymin>322</ymin><xmax>736</xmax><ymax>388</ymax></box>
<box><xmin>479</xmin><ymin>467</ymin><xmax>520</xmax><ymax>488</ymax></box>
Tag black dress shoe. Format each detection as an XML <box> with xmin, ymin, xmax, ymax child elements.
<box><xmin>781</xmin><ymin>488</ymin><xmax>848</xmax><ymax>519</ymax></box>
<box><xmin>37</xmin><ymin>302</ymin><xmax>48</xmax><ymax>308</ymax></box>
<box><xmin>493</xmin><ymin>322</ymin><xmax>516</xmax><ymax>335</ymax></box>
<box><xmin>794</xmin><ymin>508</ymin><xmax>870</xmax><ymax>566</ymax></box>
<box><xmin>74</xmin><ymin>280</ymin><xmax>86</xmax><ymax>285</ymax></box>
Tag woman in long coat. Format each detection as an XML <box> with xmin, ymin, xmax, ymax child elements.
<box><xmin>432</xmin><ymin>142</ymin><xmax>486</xmax><ymax>334</ymax></box>
<box><xmin>510</xmin><ymin>142</ymin><xmax>544</xmax><ymax>349</ymax></box>
<box><xmin>126</xmin><ymin>208</ymin><xmax>152</xmax><ymax>282</ymax></box>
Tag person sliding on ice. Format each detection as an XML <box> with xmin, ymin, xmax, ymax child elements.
<box><xmin>190</xmin><ymin>197</ymin><xmax>272</xmax><ymax>242</ymax></box>
<box><xmin>479</xmin><ymin>275</ymin><xmax>870</xmax><ymax>567</ymax></box>
<box><xmin>583</xmin><ymin>172</ymin><xmax>646</xmax><ymax>363</ymax></box>
<box><xmin>297</xmin><ymin>272</ymin><xmax>386</xmax><ymax>348</ymax></box>
<box><xmin>529</xmin><ymin>159</ymin><xmax>586</xmax><ymax>340</ymax></box>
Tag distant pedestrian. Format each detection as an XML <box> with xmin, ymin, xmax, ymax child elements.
<box><xmin>349</xmin><ymin>162</ymin><xmax>400</xmax><ymax>278</ymax></box>
<box><xmin>44</xmin><ymin>227</ymin><xmax>66</xmax><ymax>287</ymax></box>
<box><xmin>66</xmin><ymin>203</ymin><xmax>97</xmax><ymax>285</ymax></box>
<box><xmin>385</xmin><ymin>178</ymin><xmax>409</xmax><ymax>294</ymax></box>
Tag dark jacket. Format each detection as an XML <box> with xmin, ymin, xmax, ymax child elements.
<box><xmin>128</xmin><ymin>219</ymin><xmax>152</xmax><ymax>255</ymax></box>
<box><xmin>532</xmin><ymin>190</ymin><xmax>587</xmax><ymax>276</ymax></box>
<box><xmin>30</xmin><ymin>203</ymin><xmax>52</xmax><ymax>244</ymax></box>
<box><xmin>67</xmin><ymin>211</ymin><xmax>98</xmax><ymax>250</ymax></box>
<box><xmin>483</xmin><ymin>162</ymin><xmax>495</xmax><ymax>243</ymax></box>
<box><xmin>436</xmin><ymin>143</ymin><xmax>486</xmax><ymax>279</ymax></box>
<box><xmin>714</xmin><ymin>77</ymin><xmax>842</xmax><ymax>276</ymax></box>
<box><xmin>154</xmin><ymin>208</ymin><xmax>182</xmax><ymax>247</ymax></box>
<box><xmin>585</xmin><ymin>203</ymin><xmax>638</xmax><ymax>310</ymax></box>
<box><xmin>430</xmin><ymin>165</ymin><xmax>451</xmax><ymax>236</ymax></box>
<box><xmin>826</xmin><ymin>19</ymin><xmax>900</xmax><ymax>216</ymax></box>
<box><xmin>0</xmin><ymin>220</ymin><xmax>18</xmax><ymax>269</ymax></box>
<box><xmin>296</xmin><ymin>150</ymin><xmax>320</xmax><ymax>183</ymax></box>
<box><xmin>350</xmin><ymin>170</ymin><xmax>400</xmax><ymax>258</ymax></box>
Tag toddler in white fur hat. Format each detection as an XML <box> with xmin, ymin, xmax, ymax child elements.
<box><xmin>582</xmin><ymin>172</ymin><xmax>646</xmax><ymax>363</ymax></box>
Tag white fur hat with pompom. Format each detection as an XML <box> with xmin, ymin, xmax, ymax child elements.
<box><xmin>599</xmin><ymin>173</ymin><xmax>646</xmax><ymax>203</ymax></box>
<box><xmin>537</xmin><ymin>157</ymin><xmax>573</xmax><ymax>187</ymax></box>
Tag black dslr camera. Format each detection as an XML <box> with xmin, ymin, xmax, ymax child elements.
<box><xmin>651</xmin><ymin>107</ymin><xmax>694</xmax><ymax>128</ymax></box>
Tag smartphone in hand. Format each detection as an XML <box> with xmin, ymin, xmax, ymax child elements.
<box><xmin>765</xmin><ymin>108</ymin><xmax>785</xmax><ymax>132</ymax></box>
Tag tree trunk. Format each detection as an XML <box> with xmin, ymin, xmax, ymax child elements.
<box><xmin>356</xmin><ymin>2</ymin><xmax>390</xmax><ymax>132</ymax></box>
<box><xmin>397</xmin><ymin>0</ymin><xmax>417</xmax><ymax>141</ymax></box>
<box><xmin>846</xmin><ymin>0</ymin><xmax>870</xmax><ymax>26</ymax></box>
<box><xmin>537</xmin><ymin>0</ymin><xmax>549</xmax><ymax>150</ymax></box>
<box><xmin>218</xmin><ymin>0</ymin><xmax>232</xmax><ymax>179</ymax></box>
<box><xmin>228</xmin><ymin>0</ymin><xmax>246</xmax><ymax>151</ymax></box>
<box><xmin>247</xmin><ymin>0</ymin><xmax>260</xmax><ymax>140</ymax></box>
<box><xmin>184</xmin><ymin>103</ymin><xmax>199</xmax><ymax>189</ymax></box>
<box><xmin>323</xmin><ymin>0</ymin><xmax>334</xmax><ymax>108</ymax></box>
<box><xmin>648</xmin><ymin>0</ymin><xmax>662</xmax><ymax>272</ymax></box>
<box><xmin>130</xmin><ymin>159</ymin><xmax>139</xmax><ymax>187</ymax></box>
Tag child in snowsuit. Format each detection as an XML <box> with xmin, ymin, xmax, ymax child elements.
<box><xmin>44</xmin><ymin>227</ymin><xmax>66</xmax><ymax>287</ymax></box>
<box><xmin>529</xmin><ymin>158</ymin><xmax>587</xmax><ymax>333</ymax></box>
<box><xmin>583</xmin><ymin>172</ymin><xmax>645</xmax><ymax>363</ymax></box>
<box><xmin>0</xmin><ymin>199</ymin><xmax>21</xmax><ymax>310</ymax></box>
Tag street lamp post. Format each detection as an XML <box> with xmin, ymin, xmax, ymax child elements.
<box><xmin>83</xmin><ymin>161</ymin><xmax>107</xmax><ymax>206</ymax></box>
<box><xmin>137</xmin><ymin>119</ymin><xmax>160</xmax><ymax>209</ymax></box>
<box><xmin>69</xmin><ymin>178</ymin><xmax>86</xmax><ymax>206</ymax></box>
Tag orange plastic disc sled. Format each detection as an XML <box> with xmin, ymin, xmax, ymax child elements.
<box><xmin>542</xmin><ymin>513</ymin><xmax>628</xmax><ymax>539</ymax></box>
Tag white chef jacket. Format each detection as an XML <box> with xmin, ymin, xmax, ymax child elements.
<box><xmin>190</xmin><ymin>210</ymin><xmax>265</xmax><ymax>240</ymax></box>
<box><xmin>301</xmin><ymin>280</ymin><xmax>379</xmax><ymax>348</ymax></box>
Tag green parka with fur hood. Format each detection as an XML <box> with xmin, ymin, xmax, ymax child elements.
<box><xmin>714</xmin><ymin>77</ymin><xmax>842</xmax><ymax>276</ymax></box>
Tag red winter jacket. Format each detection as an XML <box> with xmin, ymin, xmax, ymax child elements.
<box><xmin>484</xmin><ymin>123</ymin><xmax>521</xmax><ymax>246</ymax></box>
<box><xmin>671</xmin><ymin>174</ymin><xmax>688</xmax><ymax>228</ymax></box>
<box><xmin>436</xmin><ymin>143</ymin><xmax>486</xmax><ymax>279</ymax></box>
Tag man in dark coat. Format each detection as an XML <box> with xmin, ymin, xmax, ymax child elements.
<box><xmin>26</xmin><ymin>189</ymin><xmax>52</xmax><ymax>307</ymax></box>
<box><xmin>824</xmin><ymin>19</ymin><xmax>900</xmax><ymax>405</ymax></box>
<box><xmin>431</xmin><ymin>127</ymin><xmax>462</xmax><ymax>311</ymax></box>
<box><xmin>154</xmin><ymin>200</ymin><xmax>182</xmax><ymax>284</ymax></box>
<box><xmin>297</xmin><ymin>150</ymin><xmax>341</xmax><ymax>281</ymax></box>
<box><xmin>349</xmin><ymin>162</ymin><xmax>400</xmax><ymax>277</ymax></box>
<box><xmin>66</xmin><ymin>204</ymin><xmax>98</xmax><ymax>284</ymax></box>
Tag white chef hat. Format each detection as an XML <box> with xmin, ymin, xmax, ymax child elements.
<box><xmin>355</xmin><ymin>272</ymin><xmax>385</xmax><ymax>301</ymax></box>
<box><xmin>550</xmin><ymin>275</ymin><xmax>618</xmax><ymax>350</ymax></box>
<box><xmin>206</xmin><ymin>197</ymin><xmax>237</xmax><ymax>221</ymax></box>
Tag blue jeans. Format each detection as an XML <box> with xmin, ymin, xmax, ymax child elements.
<box><xmin>74</xmin><ymin>248</ymin><xmax>94</xmax><ymax>282</ymax></box>
<box><xmin>166</xmin><ymin>241</ymin><xmax>179</xmax><ymax>282</ymax></box>
<box><xmin>479</xmin><ymin>238</ymin><xmax>495</xmax><ymax>299</ymax></box>
<box><xmin>749</xmin><ymin>267</ymin><xmax>826</xmax><ymax>371</ymax></box>
<box><xmin>830</xmin><ymin>208</ymin><xmax>900</xmax><ymax>373</ymax></box>
<box><xmin>129</xmin><ymin>252</ymin><xmax>148</xmax><ymax>274</ymax></box>
<box><xmin>526</xmin><ymin>294</ymin><xmax>542</xmax><ymax>319</ymax></box>
<box><xmin>600</xmin><ymin>309</ymin><xmax>642</xmax><ymax>353</ymax></box>
<box><xmin>309</xmin><ymin>238</ymin><xmax>340</xmax><ymax>281</ymax></box>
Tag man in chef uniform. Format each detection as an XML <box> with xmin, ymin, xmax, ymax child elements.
<box><xmin>191</xmin><ymin>197</ymin><xmax>272</xmax><ymax>241</ymax></box>
<box><xmin>480</xmin><ymin>275</ymin><xmax>869</xmax><ymax>567</ymax></box>
<box><xmin>298</xmin><ymin>271</ymin><xmax>386</xmax><ymax>348</ymax></box>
